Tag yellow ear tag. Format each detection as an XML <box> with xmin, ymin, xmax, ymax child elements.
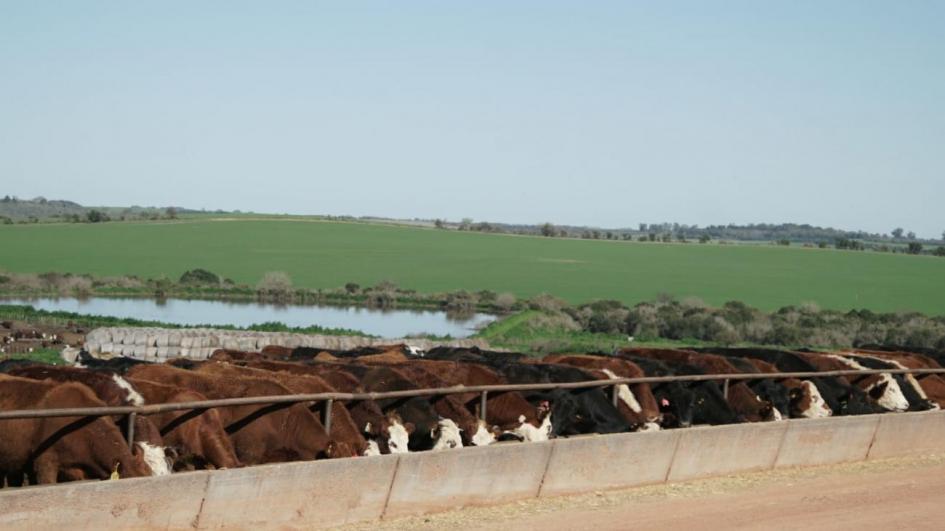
<box><xmin>110</xmin><ymin>462</ymin><xmax>120</xmax><ymax>480</ymax></box>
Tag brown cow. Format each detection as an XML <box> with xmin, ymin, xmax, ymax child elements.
<box><xmin>625</xmin><ymin>348</ymin><xmax>776</xmax><ymax>422</ymax></box>
<box><xmin>541</xmin><ymin>354</ymin><xmax>662</xmax><ymax>430</ymax></box>
<box><xmin>0</xmin><ymin>375</ymin><xmax>151</xmax><ymax>485</ymax></box>
<box><xmin>194</xmin><ymin>362</ymin><xmax>371</xmax><ymax>456</ymax></box>
<box><xmin>124</xmin><ymin>378</ymin><xmax>242</xmax><ymax>470</ymax></box>
<box><xmin>382</xmin><ymin>359</ymin><xmax>551</xmax><ymax>442</ymax></box>
<box><xmin>235</xmin><ymin>359</ymin><xmax>392</xmax><ymax>450</ymax></box>
<box><xmin>127</xmin><ymin>364</ymin><xmax>335</xmax><ymax>464</ymax></box>
<box><xmin>6</xmin><ymin>365</ymin><xmax>172</xmax><ymax>476</ymax></box>
<box><xmin>363</xmin><ymin>362</ymin><xmax>497</xmax><ymax>446</ymax></box>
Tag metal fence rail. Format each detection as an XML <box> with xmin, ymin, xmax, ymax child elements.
<box><xmin>2</xmin><ymin>367</ymin><xmax>945</xmax><ymax>447</ymax></box>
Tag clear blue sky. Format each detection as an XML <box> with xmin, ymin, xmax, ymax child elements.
<box><xmin>2</xmin><ymin>2</ymin><xmax>943</xmax><ymax>237</ymax></box>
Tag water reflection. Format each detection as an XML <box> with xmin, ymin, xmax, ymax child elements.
<box><xmin>1</xmin><ymin>297</ymin><xmax>496</xmax><ymax>338</ymax></box>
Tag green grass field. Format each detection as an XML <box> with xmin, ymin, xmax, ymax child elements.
<box><xmin>1</xmin><ymin>218</ymin><xmax>943</xmax><ymax>314</ymax></box>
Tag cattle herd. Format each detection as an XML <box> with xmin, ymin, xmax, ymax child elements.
<box><xmin>2</xmin><ymin>343</ymin><xmax>944</xmax><ymax>488</ymax></box>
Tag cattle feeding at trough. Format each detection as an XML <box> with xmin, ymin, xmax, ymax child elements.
<box><xmin>0</xmin><ymin>343</ymin><xmax>943</xmax><ymax>488</ymax></box>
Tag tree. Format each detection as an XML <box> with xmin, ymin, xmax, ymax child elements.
<box><xmin>699</xmin><ymin>234</ymin><xmax>710</xmax><ymax>244</ymax></box>
<box><xmin>165</xmin><ymin>207</ymin><xmax>178</xmax><ymax>219</ymax></box>
<box><xmin>907</xmin><ymin>242</ymin><xmax>923</xmax><ymax>255</ymax></box>
<box><xmin>459</xmin><ymin>218</ymin><xmax>473</xmax><ymax>231</ymax></box>
<box><xmin>891</xmin><ymin>228</ymin><xmax>904</xmax><ymax>239</ymax></box>
<box><xmin>86</xmin><ymin>210</ymin><xmax>110</xmax><ymax>223</ymax></box>
<box><xmin>934</xmin><ymin>246</ymin><xmax>945</xmax><ymax>257</ymax></box>
<box><xmin>540</xmin><ymin>223</ymin><xmax>556</xmax><ymax>237</ymax></box>
<box><xmin>434</xmin><ymin>219</ymin><xmax>445</xmax><ymax>229</ymax></box>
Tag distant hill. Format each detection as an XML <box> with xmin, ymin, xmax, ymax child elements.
<box><xmin>0</xmin><ymin>196</ymin><xmax>197</xmax><ymax>222</ymax></box>
<box><xmin>0</xmin><ymin>196</ymin><xmax>86</xmax><ymax>220</ymax></box>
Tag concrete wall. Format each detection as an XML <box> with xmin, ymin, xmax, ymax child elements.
<box><xmin>81</xmin><ymin>326</ymin><xmax>489</xmax><ymax>362</ymax></box>
<box><xmin>3</xmin><ymin>411</ymin><xmax>945</xmax><ymax>529</ymax></box>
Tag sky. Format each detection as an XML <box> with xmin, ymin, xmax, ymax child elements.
<box><xmin>1</xmin><ymin>2</ymin><xmax>943</xmax><ymax>237</ymax></box>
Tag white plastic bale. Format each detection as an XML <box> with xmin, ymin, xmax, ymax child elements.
<box><xmin>100</xmin><ymin>343</ymin><xmax>115</xmax><ymax>355</ymax></box>
<box><xmin>165</xmin><ymin>346</ymin><xmax>180</xmax><ymax>358</ymax></box>
<box><xmin>132</xmin><ymin>345</ymin><xmax>147</xmax><ymax>358</ymax></box>
<box><xmin>168</xmin><ymin>332</ymin><xmax>182</xmax><ymax>347</ymax></box>
<box><xmin>234</xmin><ymin>338</ymin><xmax>252</xmax><ymax>351</ymax></box>
<box><xmin>146</xmin><ymin>346</ymin><xmax>158</xmax><ymax>360</ymax></box>
<box><xmin>156</xmin><ymin>334</ymin><xmax>169</xmax><ymax>347</ymax></box>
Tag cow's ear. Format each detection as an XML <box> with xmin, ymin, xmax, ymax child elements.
<box><xmin>869</xmin><ymin>382</ymin><xmax>888</xmax><ymax>399</ymax></box>
<box><xmin>404</xmin><ymin>422</ymin><xmax>416</xmax><ymax>434</ymax></box>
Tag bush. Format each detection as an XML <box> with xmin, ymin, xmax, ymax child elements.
<box><xmin>495</xmin><ymin>292</ymin><xmax>517</xmax><ymax>311</ymax></box>
<box><xmin>86</xmin><ymin>209</ymin><xmax>110</xmax><ymax>223</ymax></box>
<box><xmin>257</xmin><ymin>271</ymin><xmax>293</xmax><ymax>299</ymax></box>
<box><xmin>179</xmin><ymin>268</ymin><xmax>221</xmax><ymax>285</ymax></box>
<box><xmin>528</xmin><ymin>293</ymin><xmax>568</xmax><ymax>312</ymax></box>
<box><xmin>344</xmin><ymin>282</ymin><xmax>360</xmax><ymax>294</ymax></box>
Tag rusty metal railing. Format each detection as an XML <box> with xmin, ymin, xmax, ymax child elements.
<box><xmin>2</xmin><ymin>367</ymin><xmax>944</xmax><ymax>448</ymax></box>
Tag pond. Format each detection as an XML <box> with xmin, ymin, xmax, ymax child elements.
<box><xmin>2</xmin><ymin>297</ymin><xmax>496</xmax><ymax>338</ymax></box>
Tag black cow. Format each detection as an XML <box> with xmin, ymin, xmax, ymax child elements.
<box><xmin>424</xmin><ymin>346</ymin><xmax>526</xmax><ymax>365</ymax></box>
<box><xmin>619</xmin><ymin>354</ymin><xmax>741</xmax><ymax>426</ymax></box>
<box><xmin>76</xmin><ymin>350</ymin><xmax>151</xmax><ymax>373</ymax></box>
<box><xmin>614</xmin><ymin>355</ymin><xmax>695</xmax><ymax>428</ymax></box>
<box><xmin>488</xmin><ymin>361</ymin><xmax>630</xmax><ymax>437</ymax></box>
<box><xmin>721</xmin><ymin>356</ymin><xmax>791</xmax><ymax>419</ymax></box>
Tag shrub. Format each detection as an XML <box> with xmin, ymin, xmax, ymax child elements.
<box><xmin>444</xmin><ymin>290</ymin><xmax>478</xmax><ymax>312</ymax></box>
<box><xmin>86</xmin><ymin>209</ymin><xmax>110</xmax><ymax>223</ymax></box>
<box><xmin>257</xmin><ymin>271</ymin><xmax>293</xmax><ymax>299</ymax></box>
<box><xmin>528</xmin><ymin>293</ymin><xmax>568</xmax><ymax>312</ymax></box>
<box><xmin>179</xmin><ymin>268</ymin><xmax>221</xmax><ymax>285</ymax></box>
<box><xmin>495</xmin><ymin>292</ymin><xmax>517</xmax><ymax>311</ymax></box>
<box><xmin>344</xmin><ymin>282</ymin><xmax>360</xmax><ymax>294</ymax></box>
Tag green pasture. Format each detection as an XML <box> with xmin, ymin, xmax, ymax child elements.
<box><xmin>1</xmin><ymin>219</ymin><xmax>943</xmax><ymax>314</ymax></box>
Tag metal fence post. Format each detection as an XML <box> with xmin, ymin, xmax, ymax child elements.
<box><xmin>479</xmin><ymin>391</ymin><xmax>488</xmax><ymax>422</ymax></box>
<box><xmin>125</xmin><ymin>412</ymin><xmax>136</xmax><ymax>448</ymax></box>
<box><xmin>722</xmin><ymin>379</ymin><xmax>730</xmax><ymax>399</ymax></box>
<box><xmin>323</xmin><ymin>399</ymin><xmax>333</xmax><ymax>434</ymax></box>
<box><xmin>612</xmin><ymin>384</ymin><xmax>620</xmax><ymax>407</ymax></box>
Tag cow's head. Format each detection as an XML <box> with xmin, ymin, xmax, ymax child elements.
<box><xmin>654</xmin><ymin>383</ymin><xmax>694</xmax><ymax>428</ymax></box>
<box><xmin>789</xmin><ymin>381</ymin><xmax>832</xmax><ymax>418</ymax></box>
<box><xmin>384</xmin><ymin>413</ymin><xmax>412</xmax><ymax>454</ymax></box>
<box><xmin>431</xmin><ymin>418</ymin><xmax>464</xmax><ymax>451</ymax></box>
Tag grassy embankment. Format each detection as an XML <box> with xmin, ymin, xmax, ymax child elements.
<box><xmin>1</xmin><ymin>218</ymin><xmax>944</xmax><ymax>314</ymax></box>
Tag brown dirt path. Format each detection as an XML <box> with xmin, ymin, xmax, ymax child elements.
<box><xmin>339</xmin><ymin>454</ymin><xmax>945</xmax><ymax>531</ymax></box>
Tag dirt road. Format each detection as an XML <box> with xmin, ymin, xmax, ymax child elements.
<box><xmin>340</xmin><ymin>454</ymin><xmax>945</xmax><ymax>531</ymax></box>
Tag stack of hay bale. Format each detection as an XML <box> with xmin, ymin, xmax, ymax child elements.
<box><xmin>82</xmin><ymin>327</ymin><xmax>489</xmax><ymax>362</ymax></box>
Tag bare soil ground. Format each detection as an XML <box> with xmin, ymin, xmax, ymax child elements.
<box><xmin>340</xmin><ymin>453</ymin><xmax>945</xmax><ymax>531</ymax></box>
